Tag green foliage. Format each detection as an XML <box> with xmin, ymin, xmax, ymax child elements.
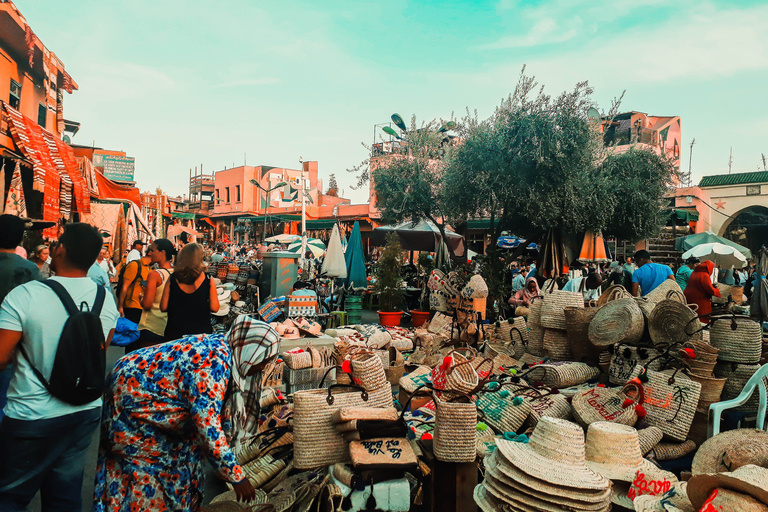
<box><xmin>474</xmin><ymin>247</ymin><xmax>516</xmax><ymax>322</ymax></box>
<box><xmin>374</xmin><ymin>233</ymin><xmax>405</xmax><ymax>312</ymax></box>
<box><xmin>326</xmin><ymin>173</ymin><xmax>339</xmax><ymax>197</ymax></box>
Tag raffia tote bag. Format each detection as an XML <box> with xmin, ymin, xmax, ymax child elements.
<box><xmin>563</xmin><ymin>303</ymin><xmax>601</xmax><ymax>362</ymax></box>
<box><xmin>541</xmin><ymin>289</ymin><xmax>583</xmax><ymax>330</ymax></box>
<box><xmin>525</xmin><ymin>361</ymin><xmax>600</xmax><ymax>388</ymax></box>
<box><xmin>644</xmin><ymin>278</ymin><xmax>684</xmax><ymax>305</ymax></box>
<box><xmin>433</xmin><ymin>393</ymin><xmax>477</xmax><ymax>463</ymax></box>
<box><xmin>431</xmin><ymin>349</ymin><xmax>479</xmax><ymax>395</ymax></box>
<box><xmin>349</xmin><ymin>348</ymin><xmax>389</xmax><ymax>392</ymax></box>
<box><xmin>475</xmin><ymin>387</ymin><xmax>532</xmax><ymax>434</ymax></box>
<box><xmin>708</xmin><ymin>314</ymin><xmax>763</xmax><ymax>364</ymax></box>
<box><xmin>571</xmin><ymin>381</ymin><xmax>644</xmax><ymax>427</ymax></box>
<box><xmin>609</xmin><ymin>344</ymin><xmax>664</xmax><ymax>385</ymax></box>
<box><xmin>497</xmin><ymin>318</ymin><xmax>528</xmax><ymax>358</ymax></box>
<box><xmin>628</xmin><ymin>365</ymin><xmax>701</xmax><ymax>442</ymax></box>
<box><xmin>293</xmin><ymin>372</ymin><xmax>393</xmax><ymax>469</ymax></box>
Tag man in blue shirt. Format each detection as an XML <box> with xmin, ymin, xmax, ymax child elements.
<box><xmin>631</xmin><ymin>250</ymin><xmax>674</xmax><ymax>297</ymax></box>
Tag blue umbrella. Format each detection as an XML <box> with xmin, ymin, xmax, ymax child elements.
<box><xmin>341</xmin><ymin>221</ymin><xmax>367</xmax><ymax>289</ymax></box>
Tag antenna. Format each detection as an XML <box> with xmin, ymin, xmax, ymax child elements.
<box><xmin>683</xmin><ymin>138</ymin><xmax>695</xmax><ymax>188</ymax></box>
<box><xmin>762</xmin><ymin>153</ymin><xmax>767</xmax><ymax>172</ymax></box>
<box><xmin>728</xmin><ymin>147</ymin><xmax>733</xmax><ymax>174</ymax></box>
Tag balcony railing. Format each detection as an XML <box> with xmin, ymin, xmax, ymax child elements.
<box><xmin>603</xmin><ymin>127</ymin><xmax>658</xmax><ymax>147</ymax></box>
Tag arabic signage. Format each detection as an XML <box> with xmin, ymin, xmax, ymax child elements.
<box><xmin>93</xmin><ymin>154</ymin><xmax>135</xmax><ymax>182</ymax></box>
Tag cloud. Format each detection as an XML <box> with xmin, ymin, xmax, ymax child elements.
<box><xmin>75</xmin><ymin>61</ymin><xmax>174</xmax><ymax>101</ymax></box>
<box><xmin>217</xmin><ymin>77</ymin><xmax>281</xmax><ymax>88</ymax></box>
<box><xmin>479</xmin><ymin>17</ymin><xmax>581</xmax><ymax>49</ymax></box>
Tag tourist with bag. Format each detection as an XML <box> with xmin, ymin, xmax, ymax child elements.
<box><xmin>631</xmin><ymin>250</ymin><xmax>675</xmax><ymax>297</ymax></box>
<box><xmin>116</xmin><ymin>247</ymin><xmax>150</xmax><ymax>324</ymax></box>
<box><xmin>93</xmin><ymin>315</ymin><xmax>279</xmax><ymax>511</ymax></box>
<box><xmin>134</xmin><ymin>238</ymin><xmax>177</xmax><ymax>349</ymax></box>
<box><xmin>0</xmin><ymin>223</ymin><xmax>119</xmax><ymax>512</ymax></box>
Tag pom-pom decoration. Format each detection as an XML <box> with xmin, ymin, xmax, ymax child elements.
<box><xmin>635</xmin><ymin>404</ymin><xmax>647</xmax><ymax>418</ymax></box>
<box><xmin>512</xmin><ymin>396</ymin><xmax>524</xmax><ymax>406</ymax></box>
<box><xmin>341</xmin><ymin>360</ymin><xmax>352</xmax><ymax>373</ymax></box>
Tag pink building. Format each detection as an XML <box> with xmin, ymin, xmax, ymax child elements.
<box><xmin>602</xmin><ymin>112</ymin><xmax>682</xmax><ymax>174</ymax></box>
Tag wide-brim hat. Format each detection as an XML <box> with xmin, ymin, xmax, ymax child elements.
<box><xmin>637</xmin><ymin>426</ymin><xmax>664</xmax><ymax>456</ymax></box>
<box><xmin>611</xmin><ymin>469</ymin><xmax>679</xmax><ymax>510</ymax></box>
<box><xmin>688</xmin><ymin>465</ymin><xmax>768</xmax><ymax>510</ymax></box>
<box><xmin>585</xmin><ymin>422</ymin><xmax>664</xmax><ymax>482</ymax></box>
<box><xmin>494</xmin><ymin>417</ymin><xmax>611</xmax><ymax>491</ymax></box>
<box><xmin>213</xmin><ymin>303</ymin><xmax>230</xmax><ymax>317</ymax></box>
<box><xmin>217</xmin><ymin>288</ymin><xmax>232</xmax><ymax>303</ymax></box>
<box><xmin>473</xmin><ymin>484</ymin><xmax>506</xmax><ymax>512</ymax></box>
<box><xmin>692</xmin><ymin>429</ymin><xmax>768</xmax><ymax>474</ymax></box>
<box><xmin>483</xmin><ymin>472</ymin><xmax>611</xmax><ymax>511</ymax></box>
<box><xmin>632</xmin><ymin>481</ymin><xmax>695</xmax><ymax>512</ymax></box>
<box><xmin>281</xmin><ymin>326</ymin><xmax>302</xmax><ymax>339</ymax></box>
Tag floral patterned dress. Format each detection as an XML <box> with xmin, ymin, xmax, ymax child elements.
<box><xmin>93</xmin><ymin>334</ymin><xmax>244</xmax><ymax>512</ymax></box>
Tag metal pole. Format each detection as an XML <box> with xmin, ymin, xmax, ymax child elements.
<box><xmin>301</xmin><ymin>163</ymin><xmax>307</xmax><ymax>258</ymax></box>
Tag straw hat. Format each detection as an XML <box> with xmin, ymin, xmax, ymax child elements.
<box><xmin>213</xmin><ymin>303</ymin><xmax>230</xmax><ymax>317</ymax></box>
<box><xmin>282</xmin><ymin>326</ymin><xmax>301</xmax><ymax>340</ymax></box>
<box><xmin>473</xmin><ymin>484</ymin><xmax>506</xmax><ymax>512</ymax></box>
<box><xmin>632</xmin><ymin>481</ymin><xmax>694</xmax><ymax>512</ymax></box>
<box><xmin>494</xmin><ymin>417</ymin><xmax>611</xmax><ymax>490</ymax></box>
<box><xmin>687</xmin><ymin>465</ymin><xmax>768</xmax><ymax>510</ymax></box>
<box><xmin>699</xmin><ymin>488</ymin><xmax>768</xmax><ymax>511</ymax></box>
<box><xmin>652</xmin><ymin>440</ymin><xmax>697</xmax><ymax>461</ymax></box>
<box><xmin>692</xmin><ymin>429</ymin><xmax>768</xmax><ymax>474</ymax></box>
<box><xmin>637</xmin><ymin>426</ymin><xmax>664</xmax><ymax>456</ymax></box>
<box><xmin>483</xmin><ymin>472</ymin><xmax>612</xmax><ymax>511</ymax></box>
<box><xmin>217</xmin><ymin>288</ymin><xmax>232</xmax><ymax>303</ymax></box>
<box><xmin>585</xmin><ymin>422</ymin><xmax>663</xmax><ymax>482</ymax></box>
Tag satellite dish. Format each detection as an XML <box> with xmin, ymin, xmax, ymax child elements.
<box><xmin>63</xmin><ymin>134</ymin><xmax>71</xmax><ymax>144</ymax></box>
<box><xmin>382</xmin><ymin>126</ymin><xmax>401</xmax><ymax>139</ymax></box>
<box><xmin>391</xmin><ymin>113</ymin><xmax>407</xmax><ymax>132</ymax></box>
<box><xmin>587</xmin><ymin>107</ymin><xmax>600</xmax><ymax>122</ymax></box>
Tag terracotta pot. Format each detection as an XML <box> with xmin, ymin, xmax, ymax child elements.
<box><xmin>378</xmin><ymin>311</ymin><xmax>403</xmax><ymax>327</ymax></box>
<box><xmin>410</xmin><ymin>310</ymin><xmax>430</xmax><ymax>327</ymax></box>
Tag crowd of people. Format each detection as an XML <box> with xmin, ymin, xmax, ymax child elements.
<box><xmin>0</xmin><ymin>215</ymin><xmax>283</xmax><ymax>511</ymax></box>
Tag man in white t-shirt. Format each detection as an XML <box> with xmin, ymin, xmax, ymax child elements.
<box><xmin>125</xmin><ymin>239</ymin><xmax>145</xmax><ymax>264</ymax></box>
<box><xmin>0</xmin><ymin>222</ymin><xmax>118</xmax><ymax>512</ymax></box>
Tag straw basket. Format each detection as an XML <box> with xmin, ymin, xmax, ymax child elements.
<box><xmin>528</xmin><ymin>298</ymin><xmax>544</xmax><ymax>327</ymax></box>
<box><xmin>517</xmin><ymin>389</ymin><xmax>573</xmax><ymax>427</ymax></box>
<box><xmin>541</xmin><ymin>291</ymin><xmax>583</xmax><ymax>330</ymax></box>
<box><xmin>684</xmin><ymin>339</ymin><xmax>719</xmax><ymax>363</ymax></box>
<box><xmin>571</xmin><ymin>381</ymin><xmax>643</xmax><ymax>427</ymax></box>
<box><xmin>384</xmin><ymin>364</ymin><xmax>405</xmax><ymax>386</ymax></box>
<box><xmin>645</xmin><ymin>279</ymin><xmax>684</xmax><ymax>305</ymax></box>
<box><xmin>475</xmin><ymin>388</ymin><xmax>532</xmax><ymax>434</ymax></box>
<box><xmin>497</xmin><ymin>318</ymin><xmax>528</xmax><ymax>358</ymax></box>
<box><xmin>686</xmin><ymin>372</ymin><xmax>726</xmax><ymax>413</ymax></box>
<box><xmin>399</xmin><ymin>366</ymin><xmax>432</xmax><ymax>393</ymax></box>
<box><xmin>563</xmin><ymin>303</ymin><xmax>600</xmax><ymax>362</ymax></box>
<box><xmin>283</xmin><ymin>351</ymin><xmax>313</xmax><ymax>370</ymax></box>
<box><xmin>653</xmin><ymin>440</ymin><xmax>697</xmax><ymax>461</ymax></box>
<box><xmin>648</xmin><ymin>299</ymin><xmax>697</xmax><ymax>346</ymax></box>
<box><xmin>293</xmin><ymin>379</ymin><xmax>392</xmax><ymax>469</ymax></box>
<box><xmin>597</xmin><ymin>284</ymin><xmax>632</xmax><ymax>307</ymax></box>
<box><xmin>712</xmin><ymin>284</ymin><xmax>733</xmax><ymax>304</ymax></box>
<box><xmin>541</xmin><ymin>328</ymin><xmax>571</xmax><ymax>361</ymax></box>
<box><xmin>528</xmin><ymin>323</ymin><xmax>545</xmax><ymax>357</ymax></box>
<box><xmin>684</xmin><ymin>359</ymin><xmax>717</xmax><ymax>377</ymax></box>
<box><xmin>709</xmin><ymin>315</ymin><xmax>763</xmax><ymax>363</ymax></box>
<box><xmin>525</xmin><ymin>361</ymin><xmax>600</xmax><ymax>388</ymax></box>
<box><xmin>638</xmin><ymin>427</ymin><xmax>664</xmax><ymax>456</ymax></box>
<box><xmin>609</xmin><ymin>344</ymin><xmax>663</xmax><ymax>385</ymax></box>
<box><xmin>588</xmin><ymin>298</ymin><xmax>644</xmax><ymax>347</ymax></box>
<box><xmin>433</xmin><ymin>394</ymin><xmax>477</xmax><ymax>462</ymax></box>
<box><xmin>241</xmin><ymin>455</ymin><xmax>287</xmax><ymax>489</ymax></box>
<box><xmin>715</xmin><ymin>362</ymin><xmax>763</xmax><ymax>413</ymax></box>
<box><xmin>349</xmin><ymin>351</ymin><xmax>388</xmax><ymax>392</ymax></box>
<box><xmin>444</xmin><ymin>355</ymin><xmax>480</xmax><ymax>395</ymax></box>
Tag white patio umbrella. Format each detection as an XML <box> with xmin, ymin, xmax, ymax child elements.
<box><xmin>265</xmin><ymin>233</ymin><xmax>300</xmax><ymax>243</ymax></box>
<box><xmin>287</xmin><ymin>238</ymin><xmax>326</xmax><ymax>258</ymax></box>
<box><xmin>682</xmin><ymin>242</ymin><xmax>748</xmax><ymax>269</ymax></box>
<box><xmin>321</xmin><ymin>224</ymin><xmax>347</xmax><ymax>279</ymax></box>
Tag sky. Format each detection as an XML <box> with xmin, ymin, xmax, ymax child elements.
<box><xmin>17</xmin><ymin>0</ymin><xmax>768</xmax><ymax>204</ymax></box>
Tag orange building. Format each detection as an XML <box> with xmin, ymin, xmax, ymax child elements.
<box><xmin>602</xmin><ymin>112</ymin><xmax>682</xmax><ymax>173</ymax></box>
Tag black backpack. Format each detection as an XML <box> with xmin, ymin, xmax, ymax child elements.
<box><xmin>116</xmin><ymin>259</ymin><xmax>142</xmax><ymax>297</ymax></box>
<box><xmin>19</xmin><ymin>280</ymin><xmax>107</xmax><ymax>405</ymax></box>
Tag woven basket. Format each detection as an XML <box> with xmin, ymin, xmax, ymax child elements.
<box><xmin>349</xmin><ymin>351</ymin><xmax>388</xmax><ymax>392</ymax></box>
<box><xmin>399</xmin><ymin>366</ymin><xmax>432</xmax><ymax>393</ymax></box>
<box><xmin>543</xmin><ymin>328</ymin><xmax>572</xmax><ymax>361</ymax></box>
<box><xmin>588</xmin><ymin>298</ymin><xmax>644</xmax><ymax>347</ymax></box>
<box><xmin>517</xmin><ymin>389</ymin><xmax>573</xmax><ymax>427</ymax></box>
<box><xmin>293</xmin><ymin>380</ymin><xmax>392</xmax><ymax>468</ymax></box>
<box><xmin>525</xmin><ymin>361</ymin><xmax>600</xmax><ymax>388</ymax></box>
<box><xmin>628</xmin><ymin>366</ymin><xmax>701</xmax><ymax>442</ymax></box>
<box><xmin>433</xmin><ymin>394</ymin><xmax>477</xmax><ymax>462</ymax></box>
<box><xmin>715</xmin><ymin>362</ymin><xmax>763</xmax><ymax>413</ymax></box>
<box><xmin>242</xmin><ymin>454</ymin><xmax>288</xmax><ymax>488</ymax></box>
<box><xmin>638</xmin><ymin>427</ymin><xmax>664</xmax><ymax>456</ymax></box>
<box><xmin>684</xmin><ymin>359</ymin><xmax>717</xmax><ymax>377</ymax></box>
<box><xmin>497</xmin><ymin>318</ymin><xmax>528</xmax><ymax>358</ymax></box>
<box><xmin>686</xmin><ymin>372</ymin><xmax>726</xmax><ymax>413</ymax></box>
<box><xmin>684</xmin><ymin>339</ymin><xmax>719</xmax><ymax>363</ymax></box>
<box><xmin>527</xmin><ymin>323</ymin><xmax>545</xmax><ymax>357</ymax></box>
<box><xmin>644</xmin><ymin>279</ymin><xmax>684</xmax><ymax>305</ymax></box>
<box><xmin>709</xmin><ymin>315</ymin><xmax>763</xmax><ymax>363</ymax></box>
<box><xmin>284</xmin><ymin>351</ymin><xmax>313</xmax><ymax>370</ymax></box>
<box><xmin>571</xmin><ymin>381</ymin><xmax>643</xmax><ymax>427</ymax></box>
<box><xmin>563</xmin><ymin>304</ymin><xmax>601</xmax><ymax>362</ymax></box>
<box><xmin>384</xmin><ymin>364</ymin><xmax>405</xmax><ymax>386</ymax></box>
<box><xmin>475</xmin><ymin>388</ymin><xmax>532</xmax><ymax>434</ymax></box>
<box><xmin>597</xmin><ymin>284</ymin><xmax>632</xmax><ymax>307</ymax></box>
<box><xmin>653</xmin><ymin>440</ymin><xmax>697</xmax><ymax>461</ymax></box>
<box><xmin>599</xmin><ymin>350</ymin><xmax>612</xmax><ymax>374</ymax></box>
<box><xmin>541</xmin><ymin>291</ymin><xmax>584</xmax><ymax>330</ymax></box>
<box><xmin>444</xmin><ymin>354</ymin><xmax>480</xmax><ymax>394</ymax></box>
<box><xmin>609</xmin><ymin>344</ymin><xmax>663</xmax><ymax>385</ymax></box>
<box><xmin>528</xmin><ymin>298</ymin><xmax>544</xmax><ymax>327</ymax></box>
<box><xmin>262</xmin><ymin>361</ymin><xmax>284</xmax><ymax>388</ymax></box>
<box><xmin>648</xmin><ymin>299</ymin><xmax>697</xmax><ymax>346</ymax></box>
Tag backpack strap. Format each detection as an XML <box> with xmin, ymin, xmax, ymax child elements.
<box><xmin>43</xmin><ymin>279</ymin><xmax>106</xmax><ymax>316</ymax></box>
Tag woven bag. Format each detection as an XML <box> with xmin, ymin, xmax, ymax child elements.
<box><xmin>686</xmin><ymin>372</ymin><xmax>726</xmax><ymax>413</ymax></box>
<box><xmin>399</xmin><ymin>365</ymin><xmax>432</xmax><ymax>393</ymax></box>
<box><xmin>541</xmin><ymin>291</ymin><xmax>583</xmax><ymax>330</ymax></box>
<box><xmin>648</xmin><ymin>299</ymin><xmax>697</xmax><ymax>346</ymax></box>
<box><xmin>653</xmin><ymin>440</ymin><xmax>697</xmax><ymax>461</ymax></box>
<box><xmin>609</xmin><ymin>344</ymin><xmax>664</xmax><ymax>385</ymax></box>
<box><xmin>563</xmin><ymin>303</ymin><xmax>601</xmax><ymax>362</ymax></box>
<box><xmin>644</xmin><ymin>279</ymin><xmax>684</xmax><ymax>305</ymax></box>
<box><xmin>283</xmin><ymin>351</ymin><xmax>313</xmax><ymax>370</ymax></box>
<box><xmin>525</xmin><ymin>361</ymin><xmax>600</xmax><ymax>388</ymax></box>
<box><xmin>708</xmin><ymin>314</ymin><xmax>763</xmax><ymax>363</ymax></box>
<box><xmin>431</xmin><ymin>349</ymin><xmax>479</xmax><ymax>395</ymax></box>
<box><xmin>597</xmin><ymin>284</ymin><xmax>632</xmax><ymax>307</ymax></box>
<box><xmin>517</xmin><ymin>388</ymin><xmax>573</xmax><ymax>427</ymax></box>
<box><xmin>571</xmin><ymin>381</ymin><xmax>644</xmax><ymax>427</ymax></box>
<box><xmin>497</xmin><ymin>318</ymin><xmax>528</xmax><ymax>358</ymax></box>
<box><xmin>715</xmin><ymin>362</ymin><xmax>763</xmax><ymax>413</ymax></box>
<box><xmin>293</xmin><ymin>373</ymin><xmax>393</xmax><ymax>469</ymax></box>
<box><xmin>588</xmin><ymin>298</ymin><xmax>644</xmax><ymax>347</ymax></box>
<box><xmin>528</xmin><ymin>298</ymin><xmax>544</xmax><ymax>327</ymax></box>
<box><xmin>542</xmin><ymin>327</ymin><xmax>573</xmax><ymax>361</ymax></box>
<box><xmin>527</xmin><ymin>322</ymin><xmax>545</xmax><ymax>357</ymax></box>
<box><xmin>433</xmin><ymin>394</ymin><xmax>477</xmax><ymax>462</ymax></box>
<box><xmin>475</xmin><ymin>387</ymin><xmax>532</xmax><ymax>434</ymax></box>
<box><xmin>628</xmin><ymin>366</ymin><xmax>701</xmax><ymax>442</ymax></box>
<box><xmin>349</xmin><ymin>349</ymin><xmax>388</xmax><ymax>392</ymax></box>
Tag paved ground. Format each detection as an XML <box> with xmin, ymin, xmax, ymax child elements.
<box><xmin>28</xmin><ymin>307</ymin><xmax>394</xmax><ymax>510</ymax></box>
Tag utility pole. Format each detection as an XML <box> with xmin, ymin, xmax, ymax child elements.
<box><xmin>762</xmin><ymin>153</ymin><xmax>767</xmax><ymax>172</ymax></box>
<box><xmin>728</xmin><ymin>147</ymin><xmax>733</xmax><ymax>174</ymax></box>
<box><xmin>684</xmin><ymin>138</ymin><xmax>695</xmax><ymax>188</ymax></box>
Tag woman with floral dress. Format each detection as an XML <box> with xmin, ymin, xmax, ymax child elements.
<box><xmin>93</xmin><ymin>315</ymin><xmax>281</xmax><ymax>511</ymax></box>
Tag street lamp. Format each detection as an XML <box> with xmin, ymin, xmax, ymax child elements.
<box><xmin>249</xmin><ymin>179</ymin><xmax>287</xmax><ymax>240</ymax></box>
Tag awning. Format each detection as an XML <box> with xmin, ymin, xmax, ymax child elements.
<box><xmin>305</xmin><ymin>219</ymin><xmax>338</xmax><ymax>229</ymax></box>
<box><xmin>167</xmin><ymin>224</ymin><xmax>202</xmax><ymax>238</ymax></box>
<box><xmin>672</xmin><ymin>209</ymin><xmax>699</xmax><ymax>222</ymax></box>
<box><xmin>93</xmin><ymin>170</ymin><xmax>141</xmax><ymax>208</ymax></box>
<box><xmin>466</xmin><ymin>218</ymin><xmax>500</xmax><ymax>230</ymax></box>
<box><xmin>200</xmin><ymin>217</ymin><xmax>216</xmax><ymax>227</ymax></box>
<box><xmin>172</xmin><ymin>212</ymin><xmax>197</xmax><ymax>220</ymax></box>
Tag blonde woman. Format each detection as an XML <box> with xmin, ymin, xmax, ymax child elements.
<box><xmin>161</xmin><ymin>243</ymin><xmax>219</xmax><ymax>341</ymax></box>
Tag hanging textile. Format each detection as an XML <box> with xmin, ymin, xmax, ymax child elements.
<box><xmin>4</xmin><ymin>162</ymin><xmax>27</xmax><ymax>217</ymax></box>
<box><xmin>59</xmin><ymin>179</ymin><xmax>72</xmax><ymax>219</ymax></box>
<box><xmin>56</xmin><ymin>90</ymin><xmax>64</xmax><ymax>133</ymax></box>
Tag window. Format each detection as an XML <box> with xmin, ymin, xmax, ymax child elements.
<box><xmin>225</xmin><ymin>187</ymin><xmax>230</xmax><ymax>203</ymax></box>
<box><xmin>236</xmin><ymin>185</ymin><xmax>241</xmax><ymax>202</ymax></box>
<box><xmin>37</xmin><ymin>102</ymin><xmax>46</xmax><ymax>128</ymax></box>
<box><xmin>9</xmin><ymin>79</ymin><xmax>21</xmax><ymax>110</ymax></box>
<box><xmin>215</xmin><ymin>188</ymin><xmax>220</xmax><ymax>200</ymax></box>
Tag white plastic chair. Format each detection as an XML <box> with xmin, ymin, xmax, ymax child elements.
<box><xmin>708</xmin><ymin>364</ymin><xmax>768</xmax><ymax>437</ymax></box>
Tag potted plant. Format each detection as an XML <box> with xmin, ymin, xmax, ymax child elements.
<box><xmin>374</xmin><ymin>233</ymin><xmax>406</xmax><ymax>326</ymax></box>
<box><xmin>410</xmin><ymin>252</ymin><xmax>434</xmax><ymax>327</ymax></box>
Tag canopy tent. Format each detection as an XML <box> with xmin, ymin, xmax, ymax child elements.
<box><xmin>370</xmin><ymin>218</ymin><xmax>465</xmax><ymax>256</ymax></box>
<box><xmin>340</xmin><ymin>221</ymin><xmax>367</xmax><ymax>289</ymax></box>
<box><xmin>265</xmin><ymin>233</ymin><xmax>300</xmax><ymax>244</ymax></box>
<box><xmin>675</xmin><ymin>230</ymin><xmax>752</xmax><ymax>260</ymax></box>
<box><xmin>577</xmin><ymin>231</ymin><xmax>611</xmax><ymax>264</ymax></box>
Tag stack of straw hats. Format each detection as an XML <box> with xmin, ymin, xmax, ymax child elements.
<box><xmin>692</xmin><ymin>429</ymin><xmax>768</xmax><ymax>475</ymax></box>
<box><xmin>476</xmin><ymin>417</ymin><xmax>612</xmax><ymax>511</ymax></box>
<box><xmin>585</xmin><ymin>422</ymin><xmax>678</xmax><ymax>509</ymax></box>
<box><xmin>633</xmin><ymin>481</ymin><xmax>695</xmax><ymax>511</ymax></box>
<box><xmin>687</xmin><ymin>465</ymin><xmax>768</xmax><ymax>511</ymax></box>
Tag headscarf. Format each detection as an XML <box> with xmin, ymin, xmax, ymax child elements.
<box><xmin>224</xmin><ymin>314</ymin><xmax>281</xmax><ymax>449</ymax></box>
<box><xmin>694</xmin><ymin>260</ymin><xmax>715</xmax><ymax>276</ymax></box>
<box><xmin>514</xmin><ymin>277</ymin><xmax>541</xmax><ymax>304</ymax></box>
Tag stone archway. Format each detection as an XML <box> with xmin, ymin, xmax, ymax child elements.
<box><xmin>719</xmin><ymin>205</ymin><xmax>768</xmax><ymax>256</ymax></box>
